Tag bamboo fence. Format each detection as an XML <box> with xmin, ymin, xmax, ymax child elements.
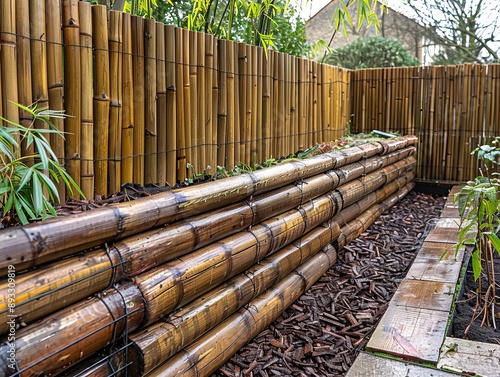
<box><xmin>0</xmin><ymin>137</ymin><xmax>415</xmax><ymax>377</ymax></box>
<box><xmin>1</xmin><ymin>3</ymin><xmax>498</xmax><ymax>198</ymax></box>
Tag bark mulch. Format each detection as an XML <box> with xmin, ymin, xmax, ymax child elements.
<box><xmin>213</xmin><ymin>190</ymin><xmax>446</xmax><ymax>377</ymax></box>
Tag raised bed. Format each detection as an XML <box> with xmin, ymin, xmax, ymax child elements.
<box><xmin>0</xmin><ymin>136</ymin><xmax>417</xmax><ymax>377</ymax></box>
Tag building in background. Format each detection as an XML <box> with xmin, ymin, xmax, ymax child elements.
<box><xmin>306</xmin><ymin>0</ymin><xmax>435</xmax><ymax>64</ymax></box>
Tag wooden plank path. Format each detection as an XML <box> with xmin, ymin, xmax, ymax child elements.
<box><xmin>347</xmin><ymin>185</ymin><xmax>487</xmax><ymax>376</ymax></box>
<box><xmin>365</xmin><ymin>185</ymin><xmax>464</xmax><ymax>363</ymax></box>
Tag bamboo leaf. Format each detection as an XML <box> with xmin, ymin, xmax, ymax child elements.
<box><xmin>31</xmin><ymin>172</ymin><xmax>44</xmax><ymax>216</ymax></box>
<box><xmin>471</xmin><ymin>249</ymin><xmax>482</xmax><ymax>281</ymax></box>
<box><xmin>485</xmin><ymin>232</ymin><xmax>500</xmax><ymax>255</ymax></box>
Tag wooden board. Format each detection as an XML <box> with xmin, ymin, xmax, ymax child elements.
<box><xmin>438</xmin><ymin>337</ymin><xmax>500</xmax><ymax>377</ymax></box>
<box><xmin>416</xmin><ymin>241</ymin><xmax>463</xmax><ymax>262</ymax></box>
<box><xmin>434</xmin><ymin>218</ymin><xmax>460</xmax><ymax>229</ymax></box>
<box><xmin>346</xmin><ymin>352</ymin><xmax>458</xmax><ymax>377</ymax></box>
<box><xmin>391</xmin><ymin>280</ymin><xmax>455</xmax><ymax>312</ymax></box>
<box><xmin>425</xmin><ymin>228</ymin><xmax>460</xmax><ymax>244</ymax></box>
<box><xmin>366</xmin><ymin>305</ymin><xmax>449</xmax><ymax>363</ymax></box>
<box><xmin>406</xmin><ymin>256</ymin><xmax>463</xmax><ymax>284</ymax></box>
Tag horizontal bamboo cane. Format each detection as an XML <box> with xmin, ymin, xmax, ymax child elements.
<box><xmin>0</xmin><ymin>137</ymin><xmax>417</xmax><ymax>274</ymax></box>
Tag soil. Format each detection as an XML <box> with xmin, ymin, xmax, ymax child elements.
<box><xmin>451</xmin><ymin>252</ymin><xmax>500</xmax><ymax>345</ymax></box>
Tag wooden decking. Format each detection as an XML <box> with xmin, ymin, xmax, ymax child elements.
<box><xmin>347</xmin><ymin>186</ymin><xmax>500</xmax><ymax>376</ymax></box>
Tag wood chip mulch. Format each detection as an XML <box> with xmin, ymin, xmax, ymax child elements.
<box><xmin>213</xmin><ymin>190</ymin><xmax>446</xmax><ymax>377</ymax></box>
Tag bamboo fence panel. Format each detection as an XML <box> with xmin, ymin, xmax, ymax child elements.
<box><xmin>233</xmin><ymin>43</ymin><xmax>241</xmax><ymax>166</ymax></box>
<box><xmin>16</xmin><ymin>0</ymin><xmax>33</xmax><ymax>160</ymax></box>
<box><xmin>197</xmin><ymin>31</ymin><xmax>206</xmax><ymax>173</ymax></box>
<box><xmin>262</xmin><ymin>48</ymin><xmax>272</xmax><ymax>160</ymax></box>
<box><xmin>108</xmin><ymin>11</ymin><xmax>123</xmax><ymax>193</ymax></box>
<box><xmin>285</xmin><ymin>53</ymin><xmax>292</xmax><ymax>154</ymax></box>
<box><xmin>45</xmin><ymin>0</ymin><xmax>65</xmax><ymax>200</ymax></box>
<box><xmin>62</xmin><ymin>0</ymin><xmax>81</xmax><ymax>196</ymax></box>
<box><xmin>156</xmin><ymin>23</ymin><xmax>167</xmax><ymax>186</ymax></box>
<box><xmin>175</xmin><ymin>27</ymin><xmax>186</xmax><ymax>181</ymax></box>
<box><xmin>165</xmin><ymin>25</ymin><xmax>176</xmax><ymax>186</ymax></box>
<box><xmin>132</xmin><ymin>15</ymin><xmax>145</xmax><ymax>185</ymax></box>
<box><xmin>92</xmin><ymin>5</ymin><xmax>110</xmax><ymax>196</ymax></box>
<box><xmin>144</xmin><ymin>18</ymin><xmax>157</xmax><ymax>185</ymax></box>
<box><xmin>121</xmin><ymin>12</ymin><xmax>134</xmax><ymax>184</ymax></box>
<box><xmin>0</xmin><ymin>0</ymin><xmax>19</xmax><ymax>130</ymax></box>
<box><xmin>226</xmin><ymin>41</ymin><xmax>236</xmax><ymax>169</ymax></box>
<box><xmin>79</xmin><ymin>2</ymin><xmax>94</xmax><ymax>199</ymax></box>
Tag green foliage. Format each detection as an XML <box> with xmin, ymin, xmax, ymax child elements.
<box><xmin>159</xmin><ymin>0</ymin><xmax>308</xmax><ymax>57</ymax></box>
<box><xmin>0</xmin><ymin>103</ymin><xmax>83</xmax><ymax>225</ymax></box>
<box><xmin>324</xmin><ymin>37</ymin><xmax>421</xmax><ymax>69</ymax></box>
<box><xmin>454</xmin><ymin>138</ymin><xmax>500</xmax><ymax>329</ymax></box>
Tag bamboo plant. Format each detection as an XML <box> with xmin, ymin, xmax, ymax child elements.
<box><xmin>454</xmin><ymin>137</ymin><xmax>500</xmax><ymax>332</ymax></box>
<box><xmin>0</xmin><ymin>103</ymin><xmax>83</xmax><ymax>224</ymax></box>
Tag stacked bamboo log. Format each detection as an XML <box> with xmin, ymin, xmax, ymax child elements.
<box><xmin>0</xmin><ymin>136</ymin><xmax>417</xmax><ymax>377</ymax></box>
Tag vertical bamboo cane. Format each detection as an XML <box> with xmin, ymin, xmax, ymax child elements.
<box><xmin>165</xmin><ymin>25</ymin><xmax>177</xmax><ymax>186</ymax></box>
<box><xmin>237</xmin><ymin>43</ymin><xmax>248</xmax><ymax>165</ymax></box>
<box><xmin>307</xmin><ymin>59</ymin><xmax>314</xmax><ymax>146</ymax></box>
<box><xmin>255</xmin><ymin>47</ymin><xmax>263</xmax><ymax>165</ymax></box>
<box><xmin>182</xmin><ymin>29</ymin><xmax>192</xmax><ymax>178</ymax></box>
<box><xmin>144</xmin><ymin>18</ymin><xmax>157</xmax><ymax>185</ymax></box>
<box><xmin>290</xmin><ymin>55</ymin><xmax>298</xmax><ymax>152</ymax></box>
<box><xmin>63</xmin><ymin>0</ymin><xmax>81</xmax><ymax>198</ymax></box>
<box><xmin>132</xmin><ymin>16</ymin><xmax>145</xmax><ymax>185</ymax></box>
<box><xmin>284</xmin><ymin>53</ymin><xmax>292</xmax><ymax>152</ymax></box>
<box><xmin>156</xmin><ymin>23</ymin><xmax>167</xmax><ymax>186</ymax></box>
<box><xmin>262</xmin><ymin>48</ymin><xmax>271</xmax><ymax>161</ymax></box>
<box><xmin>217</xmin><ymin>39</ymin><xmax>227</xmax><ymax>168</ymax></box>
<box><xmin>250</xmin><ymin>45</ymin><xmax>258</xmax><ymax>167</ymax></box>
<box><xmin>197</xmin><ymin>31</ymin><xmax>206</xmax><ymax>173</ymax></box>
<box><xmin>92</xmin><ymin>5</ymin><xmax>110</xmax><ymax>196</ymax></box>
<box><xmin>204</xmin><ymin>33</ymin><xmax>215</xmax><ymax>175</ymax></box>
<box><xmin>226</xmin><ymin>40</ymin><xmax>236</xmax><ymax>170</ymax></box>
<box><xmin>298</xmin><ymin>58</ymin><xmax>305</xmax><ymax>150</ymax></box>
<box><xmin>45</xmin><ymin>0</ymin><xmax>66</xmax><ymax>201</ymax></box>
<box><xmin>30</xmin><ymin>0</ymin><xmax>49</xmax><ymax>130</ymax></box>
<box><xmin>108</xmin><ymin>11</ymin><xmax>123</xmax><ymax>193</ymax></box>
<box><xmin>175</xmin><ymin>27</ymin><xmax>186</xmax><ymax>182</ymax></box>
<box><xmin>188</xmin><ymin>30</ymin><xmax>199</xmax><ymax>173</ymax></box>
<box><xmin>232</xmin><ymin>43</ymin><xmax>241</xmax><ymax>166</ymax></box>
<box><xmin>1</xmin><ymin>0</ymin><xmax>19</xmax><ymax>131</ymax></box>
<box><xmin>79</xmin><ymin>2</ymin><xmax>94</xmax><ymax>199</ymax></box>
<box><xmin>277</xmin><ymin>52</ymin><xmax>285</xmax><ymax>156</ymax></box>
<box><xmin>320</xmin><ymin>63</ymin><xmax>327</xmax><ymax>143</ymax></box>
<box><xmin>16</xmin><ymin>0</ymin><xmax>34</xmax><ymax>162</ymax></box>
<box><xmin>121</xmin><ymin>13</ymin><xmax>134</xmax><ymax>184</ymax></box>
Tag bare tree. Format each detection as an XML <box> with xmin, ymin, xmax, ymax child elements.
<box><xmin>405</xmin><ymin>0</ymin><xmax>500</xmax><ymax>64</ymax></box>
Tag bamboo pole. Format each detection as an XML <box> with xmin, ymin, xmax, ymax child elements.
<box><xmin>0</xmin><ymin>246</ymin><xmax>122</xmax><ymax>335</ymax></box>
<box><xmin>188</xmin><ymin>30</ymin><xmax>199</xmax><ymax>173</ymax></box>
<box><xmin>0</xmin><ymin>0</ymin><xmax>19</xmax><ymax>130</ymax></box>
<box><xmin>256</xmin><ymin>47</ymin><xmax>263</xmax><ymax>164</ymax></box>
<box><xmin>0</xmin><ymin>137</ymin><xmax>417</xmax><ymax>272</ymax></box>
<box><xmin>62</xmin><ymin>0</ymin><xmax>81</xmax><ymax>198</ymax></box>
<box><xmin>250</xmin><ymin>45</ymin><xmax>258</xmax><ymax>166</ymax></box>
<box><xmin>238</xmin><ymin>43</ymin><xmax>248</xmax><ymax>165</ymax></box>
<box><xmin>30</xmin><ymin>0</ymin><xmax>49</xmax><ymax>132</ymax></box>
<box><xmin>79</xmin><ymin>1</ymin><xmax>94</xmax><ymax>199</ymax></box>
<box><xmin>175</xmin><ymin>27</ymin><xmax>186</xmax><ymax>181</ymax></box>
<box><xmin>165</xmin><ymin>25</ymin><xmax>177</xmax><ymax>186</ymax></box>
<box><xmin>262</xmin><ymin>48</ymin><xmax>272</xmax><ymax>160</ymax></box>
<box><xmin>108</xmin><ymin>11</ymin><xmax>123</xmax><ymax>193</ymax></box>
<box><xmin>204</xmin><ymin>33</ymin><xmax>215</xmax><ymax>175</ymax></box>
<box><xmin>217</xmin><ymin>40</ymin><xmax>227</xmax><ymax>168</ymax></box>
<box><xmin>226</xmin><ymin>40</ymin><xmax>236</xmax><ymax>170</ymax></box>
<box><xmin>16</xmin><ymin>0</ymin><xmax>34</xmax><ymax>161</ymax></box>
<box><xmin>121</xmin><ymin>13</ymin><xmax>134</xmax><ymax>184</ymax></box>
<box><xmin>182</xmin><ymin>28</ymin><xmax>192</xmax><ymax>178</ymax></box>
<box><xmin>156</xmin><ymin>23</ymin><xmax>167</xmax><ymax>186</ymax></box>
<box><xmin>0</xmin><ymin>282</ymin><xmax>144</xmax><ymax>377</ymax></box>
<box><xmin>197</xmin><ymin>31</ymin><xmax>206</xmax><ymax>173</ymax></box>
<box><xmin>144</xmin><ymin>18</ymin><xmax>157</xmax><ymax>185</ymax></box>
<box><xmin>132</xmin><ymin>16</ymin><xmax>145</xmax><ymax>185</ymax></box>
<box><xmin>92</xmin><ymin>5</ymin><xmax>110</xmax><ymax>196</ymax></box>
<box><xmin>45</xmin><ymin>0</ymin><xmax>66</xmax><ymax>201</ymax></box>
